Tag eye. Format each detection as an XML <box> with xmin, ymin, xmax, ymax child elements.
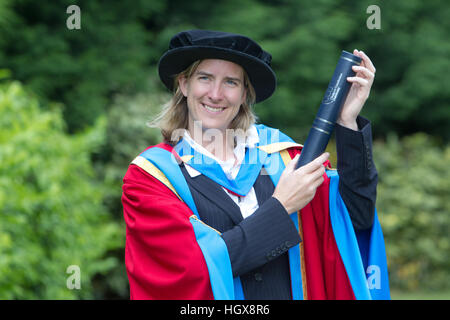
<box><xmin>226</xmin><ymin>79</ymin><xmax>239</xmax><ymax>86</ymax></box>
<box><xmin>198</xmin><ymin>75</ymin><xmax>210</xmax><ymax>81</ymax></box>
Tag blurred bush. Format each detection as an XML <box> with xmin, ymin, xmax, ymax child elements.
<box><xmin>96</xmin><ymin>76</ymin><xmax>166</xmax><ymax>220</ymax></box>
<box><xmin>0</xmin><ymin>0</ymin><xmax>448</xmax><ymax>299</ymax></box>
<box><xmin>374</xmin><ymin>134</ymin><xmax>450</xmax><ymax>291</ymax></box>
<box><xmin>0</xmin><ymin>0</ymin><xmax>165</xmax><ymax>133</ymax></box>
<box><xmin>1</xmin><ymin>0</ymin><xmax>448</xmax><ymax>141</ymax></box>
<box><xmin>85</xmin><ymin>79</ymin><xmax>167</xmax><ymax>299</ymax></box>
<box><xmin>0</xmin><ymin>80</ymin><xmax>122</xmax><ymax>299</ymax></box>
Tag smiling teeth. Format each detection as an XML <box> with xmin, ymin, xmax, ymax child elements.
<box><xmin>203</xmin><ymin>104</ymin><xmax>223</xmax><ymax>112</ymax></box>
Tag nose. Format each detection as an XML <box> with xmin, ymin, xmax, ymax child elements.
<box><xmin>207</xmin><ymin>81</ymin><xmax>224</xmax><ymax>102</ymax></box>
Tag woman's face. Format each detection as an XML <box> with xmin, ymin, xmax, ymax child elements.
<box><xmin>179</xmin><ymin>59</ymin><xmax>247</xmax><ymax>134</ymax></box>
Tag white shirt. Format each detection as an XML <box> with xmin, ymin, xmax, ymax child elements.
<box><xmin>182</xmin><ymin>126</ymin><xmax>260</xmax><ymax>219</ymax></box>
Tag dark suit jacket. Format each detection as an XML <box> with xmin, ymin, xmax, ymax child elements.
<box><xmin>180</xmin><ymin>117</ymin><xmax>377</xmax><ymax>299</ymax></box>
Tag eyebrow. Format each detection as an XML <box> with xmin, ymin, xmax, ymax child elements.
<box><xmin>195</xmin><ymin>70</ymin><xmax>242</xmax><ymax>83</ymax></box>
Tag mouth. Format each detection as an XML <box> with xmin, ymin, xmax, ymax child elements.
<box><xmin>202</xmin><ymin>103</ymin><xmax>225</xmax><ymax>114</ymax></box>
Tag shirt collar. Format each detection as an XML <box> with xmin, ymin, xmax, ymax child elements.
<box><xmin>181</xmin><ymin>125</ymin><xmax>260</xmax><ymax>179</ymax></box>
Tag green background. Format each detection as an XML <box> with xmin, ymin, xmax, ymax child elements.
<box><xmin>0</xmin><ymin>0</ymin><xmax>448</xmax><ymax>299</ymax></box>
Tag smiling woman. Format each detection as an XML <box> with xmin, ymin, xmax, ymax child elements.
<box><xmin>178</xmin><ymin>59</ymin><xmax>247</xmax><ymax>157</ymax></box>
<box><xmin>150</xmin><ymin>58</ymin><xmax>257</xmax><ymax>147</ymax></box>
<box><xmin>122</xmin><ymin>29</ymin><xmax>386</xmax><ymax>300</ymax></box>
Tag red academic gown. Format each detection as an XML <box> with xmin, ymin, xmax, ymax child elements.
<box><xmin>122</xmin><ymin>144</ymin><xmax>355</xmax><ymax>299</ymax></box>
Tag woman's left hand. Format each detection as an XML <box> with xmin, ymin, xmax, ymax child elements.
<box><xmin>337</xmin><ymin>49</ymin><xmax>376</xmax><ymax>130</ymax></box>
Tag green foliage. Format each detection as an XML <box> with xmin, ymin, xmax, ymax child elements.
<box><xmin>0</xmin><ymin>0</ymin><xmax>166</xmax><ymax>132</ymax></box>
<box><xmin>1</xmin><ymin>0</ymin><xmax>448</xmax><ymax>140</ymax></box>
<box><xmin>0</xmin><ymin>80</ymin><xmax>122</xmax><ymax>299</ymax></box>
<box><xmin>151</xmin><ymin>0</ymin><xmax>449</xmax><ymax>142</ymax></box>
<box><xmin>96</xmin><ymin>76</ymin><xmax>165</xmax><ymax>220</ymax></box>
<box><xmin>0</xmin><ymin>0</ymin><xmax>448</xmax><ymax>299</ymax></box>
<box><xmin>83</xmin><ymin>80</ymin><xmax>167</xmax><ymax>299</ymax></box>
<box><xmin>374</xmin><ymin>134</ymin><xmax>450</xmax><ymax>291</ymax></box>
<box><xmin>355</xmin><ymin>0</ymin><xmax>450</xmax><ymax>140</ymax></box>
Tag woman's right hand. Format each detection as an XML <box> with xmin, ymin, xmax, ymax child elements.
<box><xmin>272</xmin><ymin>152</ymin><xmax>329</xmax><ymax>214</ymax></box>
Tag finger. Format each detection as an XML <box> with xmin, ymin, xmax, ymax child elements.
<box><xmin>352</xmin><ymin>65</ymin><xmax>375</xmax><ymax>80</ymax></box>
<box><xmin>305</xmin><ymin>173</ymin><xmax>325</xmax><ymax>197</ymax></box>
<box><xmin>301</xmin><ymin>152</ymin><xmax>329</xmax><ymax>173</ymax></box>
<box><xmin>286</xmin><ymin>153</ymin><xmax>300</xmax><ymax>171</ymax></box>
<box><xmin>347</xmin><ymin>76</ymin><xmax>369</xmax><ymax>87</ymax></box>
<box><xmin>310</xmin><ymin>162</ymin><xmax>326</xmax><ymax>180</ymax></box>
<box><xmin>354</xmin><ymin>49</ymin><xmax>376</xmax><ymax>73</ymax></box>
<box><xmin>312</xmin><ymin>174</ymin><xmax>325</xmax><ymax>189</ymax></box>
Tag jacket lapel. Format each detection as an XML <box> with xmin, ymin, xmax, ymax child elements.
<box><xmin>182</xmin><ymin>164</ymin><xmax>277</xmax><ymax>226</ymax></box>
<box><xmin>180</xmin><ymin>165</ymin><xmax>244</xmax><ymax>225</ymax></box>
<box><xmin>253</xmin><ymin>168</ymin><xmax>276</xmax><ymax>204</ymax></box>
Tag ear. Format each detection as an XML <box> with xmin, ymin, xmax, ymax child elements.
<box><xmin>178</xmin><ymin>75</ymin><xmax>188</xmax><ymax>97</ymax></box>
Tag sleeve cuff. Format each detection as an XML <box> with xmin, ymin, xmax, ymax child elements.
<box><xmin>335</xmin><ymin>116</ymin><xmax>375</xmax><ymax>181</ymax></box>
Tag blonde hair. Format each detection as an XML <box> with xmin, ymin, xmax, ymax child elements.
<box><xmin>149</xmin><ymin>60</ymin><xmax>257</xmax><ymax>145</ymax></box>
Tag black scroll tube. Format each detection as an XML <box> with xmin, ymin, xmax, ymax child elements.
<box><xmin>295</xmin><ymin>50</ymin><xmax>362</xmax><ymax>169</ymax></box>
